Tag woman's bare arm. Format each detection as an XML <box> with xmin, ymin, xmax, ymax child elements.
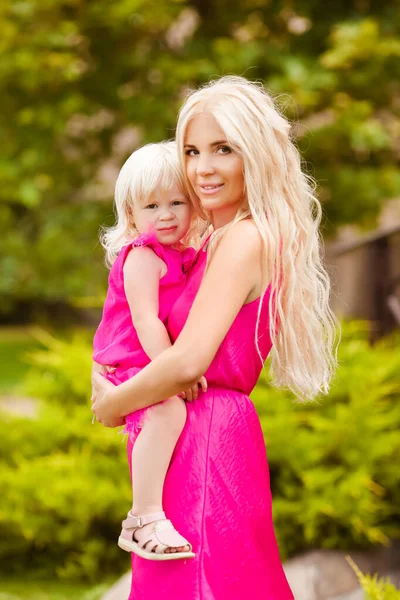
<box><xmin>92</xmin><ymin>220</ymin><xmax>264</xmax><ymax>422</ymax></box>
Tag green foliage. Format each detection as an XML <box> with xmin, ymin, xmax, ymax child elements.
<box><xmin>0</xmin><ymin>321</ymin><xmax>399</xmax><ymax>579</ymax></box>
<box><xmin>252</xmin><ymin>321</ymin><xmax>400</xmax><ymax>560</ymax></box>
<box><xmin>347</xmin><ymin>557</ymin><xmax>400</xmax><ymax>600</ymax></box>
<box><xmin>0</xmin><ymin>328</ymin><xmax>41</xmax><ymax>392</ymax></box>
<box><xmin>0</xmin><ymin>328</ymin><xmax>131</xmax><ymax>581</ymax></box>
<box><xmin>2</xmin><ymin>1</ymin><xmax>400</xmax><ymax>314</ymax></box>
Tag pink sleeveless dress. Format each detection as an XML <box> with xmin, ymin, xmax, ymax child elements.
<box><xmin>93</xmin><ymin>232</ymin><xmax>194</xmax><ymax>437</ymax></box>
<box><xmin>126</xmin><ymin>241</ymin><xmax>294</xmax><ymax>599</ymax></box>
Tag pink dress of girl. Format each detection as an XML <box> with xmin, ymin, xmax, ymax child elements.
<box><xmin>126</xmin><ymin>239</ymin><xmax>294</xmax><ymax>599</ymax></box>
<box><xmin>93</xmin><ymin>232</ymin><xmax>195</xmax><ymax>437</ymax></box>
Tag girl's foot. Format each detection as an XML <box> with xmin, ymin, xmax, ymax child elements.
<box><xmin>118</xmin><ymin>511</ymin><xmax>195</xmax><ymax>561</ymax></box>
<box><xmin>134</xmin><ymin>521</ymin><xmax>190</xmax><ymax>554</ymax></box>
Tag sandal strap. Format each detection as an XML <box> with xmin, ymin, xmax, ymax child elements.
<box><xmin>138</xmin><ymin>520</ymin><xmax>192</xmax><ymax>555</ymax></box>
<box><xmin>154</xmin><ymin>520</ymin><xmax>193</xmax><ymax>551</ymax></box>
<box><xmin>122</xmin><ymin>510</ymin><xmax>166</xmax><ymax>530</ymax></box>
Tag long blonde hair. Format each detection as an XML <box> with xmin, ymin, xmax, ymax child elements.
<box><xmin>101</xmin><ymin>141</ymin><xmax>201</xmax><ymax>267</ymax></box>
<box><xmin>176</xmin><ymin>76</ymin><xmax>340</xmax><ymax>401</ymax></box>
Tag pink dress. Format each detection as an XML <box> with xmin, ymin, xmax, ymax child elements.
<box><xmin>126</xmin><ymin>241</ymin><xmax>294</xmax><ymax>599</ymax></box>
<box><xmin>93</xmin><ymin>232</ymin><xmax>194</xmax><ymax>437</ymax></box>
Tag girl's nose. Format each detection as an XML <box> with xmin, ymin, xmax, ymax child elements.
<box><xmin>159</xmin><ymin>209</ymin><xmax>174</xmax><ymax>221</ymax></box>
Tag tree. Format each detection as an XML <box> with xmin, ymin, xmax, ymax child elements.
<box><xmin>1</xmin><ymin>0</ymin><xmax>400</xmax><ymax>316</ymax></box>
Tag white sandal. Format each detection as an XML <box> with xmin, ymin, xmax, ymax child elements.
<box><xmin>118</xmin><ymin>511</ymin><xmax>195</xmax><ymax>561</ymax></box>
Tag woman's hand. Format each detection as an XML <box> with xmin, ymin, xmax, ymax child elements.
<box><xmin>91</xmin><ymin>371</ymin><xmax>125</xmax><ymax>428</ymax></box>
<box><xmin>91</xmin><ymin>361</ymin><xmax>116</xmax><ymax>377</ymax></box>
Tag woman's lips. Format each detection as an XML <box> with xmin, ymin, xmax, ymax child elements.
<box><xmin>198</xmin><ymin>183</ymin><xmax>224</xmax><ymax>196</ymax></box>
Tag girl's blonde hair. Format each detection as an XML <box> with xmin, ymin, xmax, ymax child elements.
<box><xmin>101</xmin><ymin>141</ymin><xmax>200</xmax><ymax>267</ymax></box>
<box><xmin>176</xmin><ymin>76</ymin><xmax>340</xmax><ymax>401</ymax></box>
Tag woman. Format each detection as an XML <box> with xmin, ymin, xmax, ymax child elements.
<box><xmin>92</xmin><ymin>76</ymin><xmax>339</xmax><ymax>599</ymax></box>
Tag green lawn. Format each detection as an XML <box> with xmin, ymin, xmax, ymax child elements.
<box><xmin>0</xmin><ymin>578</ymin><xmax>111</xmax><ymax>600</ymax></box>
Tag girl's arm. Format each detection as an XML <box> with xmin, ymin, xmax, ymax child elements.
<box><xmin>123</xmin><ymin>246</ymin><xmax>206</xmax><ymax>401</ymax></box>
<box><xmin>90</xmin><ymin>248</ymin><xmax>166</xmax><ymax>384</ymax></box>
<box><xmin>123</xmin><ymin>246</ymin><xmax>171</xmax><ymax>359</ymax></box>
<box><xmin>92</xmin><ymin>221</ymin><xmax>264</xmax><ymax>425</ymax></box>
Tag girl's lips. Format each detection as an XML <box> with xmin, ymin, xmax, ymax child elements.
<box><xmin>198</xmin><ymin>183</ymin><xmax>224</xmax><ymax>196</ymax></box>
<box><xmin>158</xmin><ymin>226</ymin><xmax>178</xmax><ymax>232</ymax></box>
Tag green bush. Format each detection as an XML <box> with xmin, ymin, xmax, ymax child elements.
<box><xmin>253</xmin><ymin>321</ymin><xmax>400</xmax><ymax>559</ymax></box>
<box><xmin>347</xmin><ymin>557</ymin><xmax>400</xmax><ymax>599</ymax></box>
<box><xmin>0</xmin><ymin>322</ymin><xmax>399</xmax><ymax>579</ymax></box>
<box><xmin>0</xmin><ymin>328</ymin><xmax>131</xmax><ymax>581</ymax></box>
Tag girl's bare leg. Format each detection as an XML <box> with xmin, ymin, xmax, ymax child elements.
<box><xmin>130</xmin><ymin>395</ymin><xmax>189</xmax><ymax>553</ymax></box>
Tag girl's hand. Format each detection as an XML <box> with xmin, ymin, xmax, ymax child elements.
<box><xmin>182</xmin><ymin>376</ymin><xmax>208</xmax><ymax>402</ymax></box>
<box><xmin>91</xmin><ymin>371</ymin><xmax>125</xmax><ymax>428</ymax></box>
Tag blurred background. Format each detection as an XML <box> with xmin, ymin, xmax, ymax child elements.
<box><xmin>1</xmin><ymin>1</ymin><xmax>400</xmax><ymax>599</ymax></box>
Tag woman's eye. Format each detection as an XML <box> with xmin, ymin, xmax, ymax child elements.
<box><xmin>217</xmin><ymin>145</ymin><xmax>232</xmax><ymax>154</ymax></box>
<box><xmin>185</xmin><ymin>149</ymin><xmax>198</xmax><ymax>156</ymax></box>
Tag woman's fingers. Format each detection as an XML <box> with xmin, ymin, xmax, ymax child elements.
<box><xmin>90</xmin><ymin>374</ymin><xmax>122</xmax><ymax>428</ymax></box>
<box><xmin>91</xmin><ymin>371</ymin><xmax>101</xmax><ymax>404</ymax></box>
<box><xmin>92</xmin><ymin>361</ymin><xmax>107</xmax><ymax>375</ymax></box>
<box><xmin>91</xmin><ymin>372</ymin><xmax>107</xmax><ymax>415</ymax></box>
<box><xmin>185</xmin><ymin>388</ymin><xmax>193</xmax><ymax>402</ymax></box>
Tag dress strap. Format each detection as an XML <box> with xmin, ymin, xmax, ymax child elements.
<box><xmin>199</xmin><ymin>231</ymin><xmax>213</xmax><ymax>252</ymax></box>
<box><xmin>120</xmin><ymin>232</ymin><xmax>166</xmax><ymax>264</ymax></box>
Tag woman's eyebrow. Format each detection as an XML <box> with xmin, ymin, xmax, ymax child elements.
<box><xmin>184</xmin><ymin>140</ymin><xmax>228</xmax><ymax>148</ymax></box>
<box><xmin>210</xmin><ymin>140</ymin><xmax>228</xmax><ymax>146</ymax></box>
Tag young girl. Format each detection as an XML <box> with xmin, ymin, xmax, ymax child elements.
<box><xmin>92</xmin><ymin>141</ymin><xmax>206</xmax><ymax>561</ymax></box>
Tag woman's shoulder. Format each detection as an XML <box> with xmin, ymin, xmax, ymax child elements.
<box><xmin>215</xmin><ymin>219</ymin><xmax>263</xmax><ymax>258</ymax></box>
<box><xmin>230</xmin><ymin>218</ymin><xmax>261</xmax><ymax>241</ymax></box>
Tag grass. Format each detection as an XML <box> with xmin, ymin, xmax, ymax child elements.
<box><xmin>0</xmin><ymin>578</ymin><xmax>111</xmax><ymax>600</ymax></box>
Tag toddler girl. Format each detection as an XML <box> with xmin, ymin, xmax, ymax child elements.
<box><xmin>93</xmin><ymin>141</ymin><xmax>206</xmax><ymax>561</ymax></box>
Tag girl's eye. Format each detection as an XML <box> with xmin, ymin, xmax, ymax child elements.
<box><xmin>217</xmin><ymin>145</ymin><xmax>232</xmax><ymax>154</ymax></box>
<box><xmin>172</xmin><ymin>200</ymin><xmax>185</xmax><ymax>206</ymax></box>
<box><xmin>146</xmin><ymin>204</ymin><xmax>157</xmax><ymax>209</ymax></box>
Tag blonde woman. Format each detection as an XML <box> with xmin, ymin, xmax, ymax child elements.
<box><xmin>92</xmin><ymin>76</ymin><xmax>339</xmax><ymax>600</ymax></box>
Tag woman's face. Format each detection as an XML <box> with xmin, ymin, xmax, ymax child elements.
<box><xmin>184</xmin><ymin>113</ymin><xmax>245</xmax><ymax>228</ymax></box>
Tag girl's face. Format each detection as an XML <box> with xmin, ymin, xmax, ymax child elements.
<box><xmin>133</xmin><ymin>183</ymin><xmax>192</xmax><ymax>246</ymax></box>
<box><xmin>184</xmin><ymin>113</ymin><xmax>245</xmax><ymax>228</ymax></box>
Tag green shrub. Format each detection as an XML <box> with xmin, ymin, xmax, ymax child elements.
<box><xmin>0</xmin><ymin>321</ymin><xmax>399</xmax><ymax>579</ymax></box>
<box><xmin>0</xmin><ymin>328</ymin><xmax>131</xmax><ymax>581</ymax></box>
<box><xmin>253</xmin><ymin>321</ymin><xmax>400</xmax><ymax>559</ymax></box>
<box><xmin>347</xmin><ymin>557</ymin><xmax>400</xmax><ymax>599</ymax></box>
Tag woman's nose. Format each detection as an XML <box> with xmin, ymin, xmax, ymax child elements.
<box><xmin>196</xmin><ymin>155</ymin><xmax>215</xmax><ymax>177</ymax></box>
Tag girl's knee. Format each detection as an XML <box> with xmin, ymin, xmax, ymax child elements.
<box><xmin>154</xmin><ymin>396</ymin><xmax>186</xmax><ymax>429</ymax></box>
